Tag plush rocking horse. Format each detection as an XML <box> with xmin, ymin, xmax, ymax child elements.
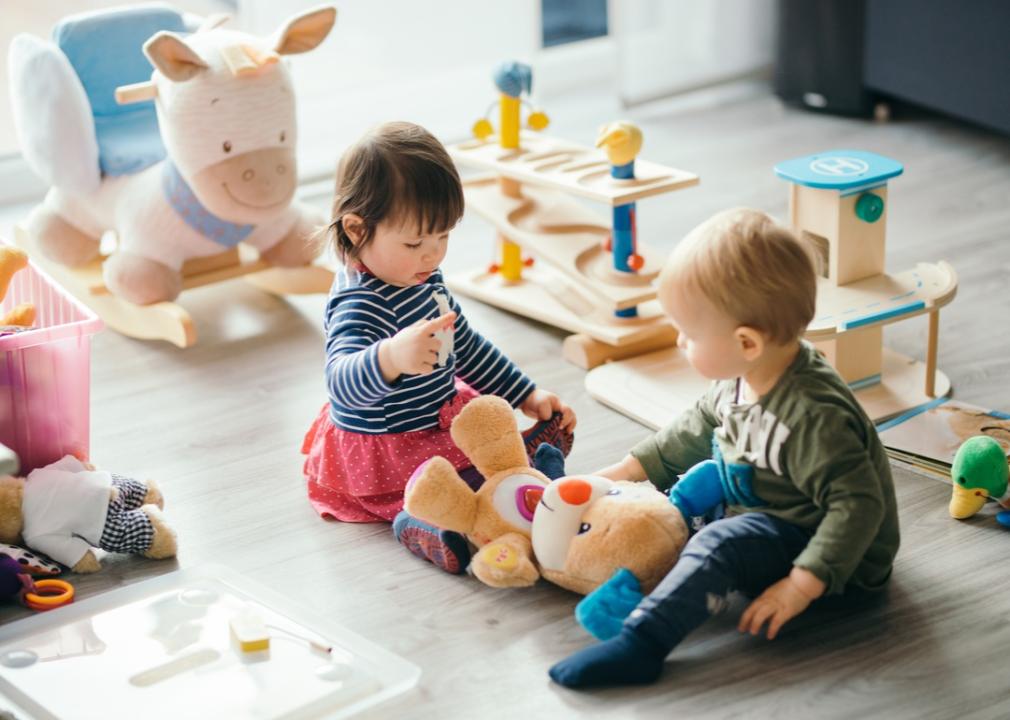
<box><xmin>8</xmin><ymin>4</ymin><xmax>337</xmax><ymax>346</ymax></box>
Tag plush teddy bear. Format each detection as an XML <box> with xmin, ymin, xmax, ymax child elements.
<box><xmin>404</xmin><ymin>395</ymin><xmax>699</xmax><ymax>596</ymax></box>
<box><xmin>0</xmin><ymin>455</ymin><xmax>177</xmax><ymax>573</ymax></box>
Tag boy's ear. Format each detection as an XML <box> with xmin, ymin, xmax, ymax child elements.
<box><xmin>734</xmin><ymin>325</ymin><xmax>765</xmax><ymax>362</ymax></box>
<box><xmin>341</xmin><ymin>213</ymin><xmax>365</xmax><ymax>246</ymax></box>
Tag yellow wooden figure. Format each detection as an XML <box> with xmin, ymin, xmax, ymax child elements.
<box><xmin>468</xmin><ymin>61</ymin><xmax>553</xmax><ymax>282</ymax></box>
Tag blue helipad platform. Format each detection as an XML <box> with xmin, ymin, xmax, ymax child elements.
<box><xmin>774</xmin><ymin>150</ymin><xmax>903</xmax><ymax>191</ymax></box>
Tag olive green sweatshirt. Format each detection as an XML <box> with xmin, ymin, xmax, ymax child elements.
<box><xmin>631</xmin><ymin>341</ymin><xmax>899</xmax><ymax>595</ymax></box>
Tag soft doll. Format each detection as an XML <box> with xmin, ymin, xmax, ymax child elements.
<box><xmin>0</xmin><ymin>455</ymin><xmax>177</xmax><ymax>573</ymax></box>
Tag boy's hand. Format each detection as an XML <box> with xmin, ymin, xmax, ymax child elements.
<box><xmin>594</xmin><ymin>454</ymin><xmax>647</xmax><ymax>482</ymax></box>
<box><xmin>379</xmin><ymin>312</ymin><xmax>457</xmax><ymax>382</ymax></box>
<box><xmin>738</xmin><ymin>567</ymin><xmax>826</xmax><ymax>640</ymax></box>
<box><xmin>519</xmin><ymin>389</ymin><xmax>576</xmax><ymax>432</ymax></box>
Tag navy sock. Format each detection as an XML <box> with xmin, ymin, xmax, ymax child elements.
<box><xmin>392</xmin><ymin>511</ymin><xmax>471</xmax><ymax>575</ymax></box>
<box><xmin>548</xmin><ymin>629</ymin><xmax>669</xmax><ymax>689</ymax></box>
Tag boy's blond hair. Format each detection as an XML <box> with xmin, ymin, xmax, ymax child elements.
<box><xmin>659</xmin><ymin>208</ymin><xmax>817</xmax><ymax>345</ymax></box>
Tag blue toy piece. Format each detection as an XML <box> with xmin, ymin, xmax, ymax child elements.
<box><xmin>532</xmin><ymin>443</ymin><xmax>566</xmax><ymax>481</ymax></box>
<box><xmin>492</xmin><ymin>61</ymin><xmax>532</xmax><ymax>98</ymax></box>
<box><xmin>575</xmin><ymin>568</ymin><xmax>642</xmax><ymax>641</ymax></box>
<box><xmin>773</xmin><ymin>150</ymin><xmax>903</xmax><ymax>193</ymax></box>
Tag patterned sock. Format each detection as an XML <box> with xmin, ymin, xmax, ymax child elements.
<box><xmin>548</xmin><ymin>629</ymin><xmax>668</xmax><ymax>689</ymax></box>
<box><xmin>521</xmin><ymin>412</ymin><xmax>574</xmax><ymax>459</ymax></box>
<box><xmin>392</xmin><ymin>511</ymin><xmax>471</xmax><ymax>575</ymax></box>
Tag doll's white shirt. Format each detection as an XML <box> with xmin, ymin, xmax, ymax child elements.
<box><xmin>22</xmin><ymin>455</ymin><xmax>111</xmax><ymax>567</ymax></box>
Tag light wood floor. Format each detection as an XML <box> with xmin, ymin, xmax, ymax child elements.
<box><xmin>2</xmin><ymin>82</ymin><xmax>1010</xmax><ymax>719</ymax></box>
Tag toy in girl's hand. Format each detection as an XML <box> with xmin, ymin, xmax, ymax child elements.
<box><xmin>0</xmin><ymin>455</ymin><xmax>177</xmax><ymax>573</ymax></box>
<box><xmin>949</xmin><ymin>435</ymin><xmax>1010</xmax><ymax>527</ymax></box>
<box><xmin>0</xmin><ymin>245</ymin><xmax>36</xmax><ymax>330</ymax></box>
<box><xmin>431</xmin><ymin>291</ymin><xmax>454</xmax><ymax>366</ymax></box>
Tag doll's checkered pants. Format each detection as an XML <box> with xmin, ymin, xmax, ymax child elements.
<box><xmin>98</xmin><ymin>475</ymin><xmax>155</xmax><ymax>554</ymax></box>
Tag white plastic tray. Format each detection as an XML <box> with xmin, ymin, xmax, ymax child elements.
<box><xmin>0</xmin><ymin>566</ymin><xmax>419</xmax><ymax>719</ymax></box>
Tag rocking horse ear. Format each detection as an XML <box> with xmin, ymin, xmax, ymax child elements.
<box><xmin>271</xmin><ymin>5</ymin><xmax>336</xmax><ymax>55</ymax></box>
<box><xmin>144</xmin><ymin>32</ymin><xmax>209</xmax><ymax>82</ymax></box>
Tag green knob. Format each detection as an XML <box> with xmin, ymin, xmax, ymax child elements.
<box><xmin>855</xmin><ymin>192</ymin><xmax>884</xmax><ymax>223</ymax></box>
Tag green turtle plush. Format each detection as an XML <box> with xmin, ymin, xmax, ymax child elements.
<box><xmin>949</xmin><ymin>436</ymin><xmax>1010</xmax><ymax>527</ymax></box>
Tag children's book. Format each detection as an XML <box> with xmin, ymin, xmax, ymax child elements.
<box><xmin>878</xmin><ymin>399</ymin><xmax>1010</xmax><ymax>478</ymax></box>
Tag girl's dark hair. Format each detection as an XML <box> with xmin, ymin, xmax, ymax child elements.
<box><xmin>326</xmin><ymin>121</ymin><xmax>465</xmax><ymax>262</ymax></box>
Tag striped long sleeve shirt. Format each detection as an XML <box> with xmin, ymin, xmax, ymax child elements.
<box><xmin>324</xmin><ymin>266</ymin><xmax>535</xmax><ymax>434</ymax></box>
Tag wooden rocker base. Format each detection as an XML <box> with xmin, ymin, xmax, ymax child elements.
<box><xmin>15</xmin><ymin>226</ymin><xmax>333</xmax><ymax>348</ymax></box>
<box><xmin>585</xmin><ymin>345</ymin><xmax>952</xmax><ymax>430</ymax></box>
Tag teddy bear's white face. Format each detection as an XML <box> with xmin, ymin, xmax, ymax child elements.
<box><xmin>531</xmin><ymin>475</ymin><xmax>615</xmax><ymax>571</ymax></box>
<box><xmin>490</xmin><ymin>472</ymin><xmax>549</xmax><ymax>532</ymax></box>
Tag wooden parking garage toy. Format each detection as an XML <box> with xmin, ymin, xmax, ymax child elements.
<box><xmin>584</xmin><ymin>150</ymin><xmax>958</xmax><ymax>427</ymax></box>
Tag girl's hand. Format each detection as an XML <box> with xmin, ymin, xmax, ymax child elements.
<box><xmin>738</xmin><ymin>567</ymin><xmax>826</xmax><ymax>639</ymax></box>
<box><xmin>519</xmin><ymin>389</ymin><xmax>576</xmax><ymax>432</ymax></box>
<box><xmin>379</xmin><ymin>312</ymin><xmax>457</xmax><ymax>382</ymax></box>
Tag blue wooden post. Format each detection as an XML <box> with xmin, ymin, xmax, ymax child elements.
<box><xmin>611</xmin><ymin>160</ymin><xmax>638</xmax><ymax>318</ymax></box>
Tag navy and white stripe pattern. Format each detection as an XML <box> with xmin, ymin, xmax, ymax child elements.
<box><xmin>325</xmin><ymin>266</ymin><xmax>535</xmax><ymax>434</ymax></box>
<box><xmin>98</xmin><ymin>476</ymin><xmax>155</xmax><ymax>554</ymax></box>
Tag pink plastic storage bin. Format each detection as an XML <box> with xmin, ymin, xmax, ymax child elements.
<box><xmin>0</xmin><ymin>248</ymin><xmax>103</xmax><ymax>474</ymax></box>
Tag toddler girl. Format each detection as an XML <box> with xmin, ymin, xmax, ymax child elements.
<box><xmin>302</xmin><ymin>122</ymin><xmax>576</xmax><ymax>571</ymax></box>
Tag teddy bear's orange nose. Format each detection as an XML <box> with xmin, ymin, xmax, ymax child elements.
<box><xmin>557</xmin><ymin>478</ymin><xmax>592</xmax><ymax>505</ymax></box>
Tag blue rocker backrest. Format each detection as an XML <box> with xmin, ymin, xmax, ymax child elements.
<box><xmin>53</xmin><ymin>4</ymin><xmax>186</xmax><ymax>177</ymax></box>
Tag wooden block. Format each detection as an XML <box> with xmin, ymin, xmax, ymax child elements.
<box><xmin>230</xmin><ymin>607</ymin><xmax>270</xmax><ymax>653</ymax></box>
<box><xmin>562</xmin><ymin>328</ymin><xmax>679</xmax><ymax>370</ymax></box>
<box><xmin>814</xmin><ymin>327</ymin><xmax>883</xmax><ymax>384</ymax></box>
<box><xmin>835</xmin><ymin>187</ymin><xmax>887</xmax><ymax>285</ymax></box>
<box><xmin>791</xmin><ymin>185</ymin><xmax>888</xmax><ymax>286</ymax></box>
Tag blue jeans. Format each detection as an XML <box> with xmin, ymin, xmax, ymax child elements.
<box><xmin>624</xmin><ymin>512</ymin><xmax>814</xmax><ymax>650</ymax></box>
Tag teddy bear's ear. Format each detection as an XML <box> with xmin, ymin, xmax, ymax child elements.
<box><xmin>404</xmin><ymin>457</ymin><xmax>477</xmax><ymax>534</ymax></box>
<box><xmin>471</xmin><ymin>532</ymin><xmax>540</xmax><ymax>588</ymax></box>
<box><xmin>450</xmin><ymin>396</ymin><xmax>528</xmax><ymax>478</ymax></box>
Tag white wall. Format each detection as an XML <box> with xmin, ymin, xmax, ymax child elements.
<box><xmin>612</xmin><ymin>0</ymin><xmax>777</xmax><ymax>105</ymax></box>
